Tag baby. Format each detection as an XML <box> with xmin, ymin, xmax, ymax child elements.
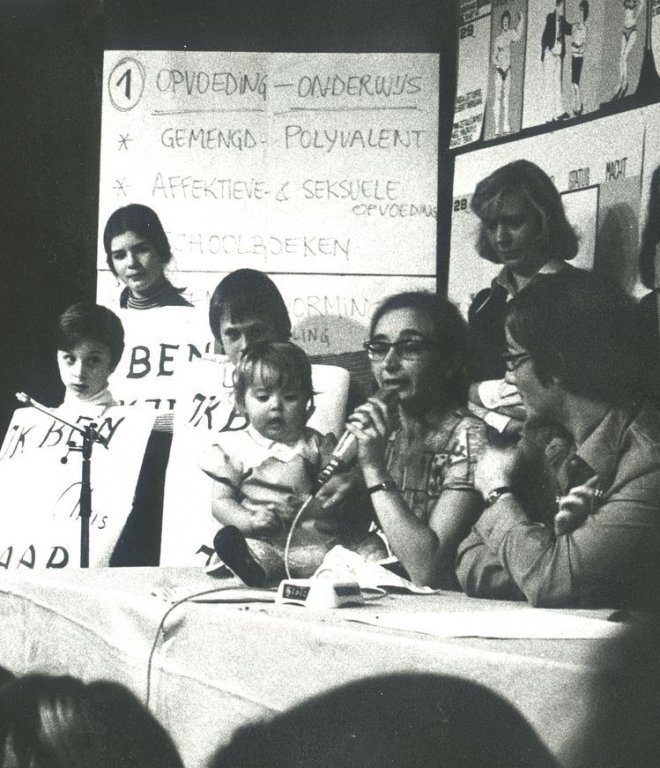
<box><xmin>200</xmin><ymin>340</ymin><xmax>375</xmax><ymax>587</ymax></box>
<box><xmin>55</xmin><ymin>302</ymin><xmax>124</xmax><ymax>413</ymax></box>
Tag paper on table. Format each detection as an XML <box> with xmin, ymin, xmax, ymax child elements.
<box><xmin>314</xmin><ymin>546</ymin><xmax>440</xmax><ymax>595</ymax></box>
<box><xmin>342</xmin><ymin>608</ymin><xmax>624</xmax><ymax>640</ymax></box>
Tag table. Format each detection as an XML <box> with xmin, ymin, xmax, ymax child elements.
<box><xmin>0</xmin><ymin>568</ymin><xmax>636</xmax><ymax>768</ymax></box>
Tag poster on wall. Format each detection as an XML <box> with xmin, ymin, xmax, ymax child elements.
<box><xmin>453</xmin><ymin>0</ymin><xmax>652</xmax><ymax>145</ymax></box>
<box><xmin>486</xmin><ymin>0</ymin><xmax>527</xmax><ymax>139</ymax></box>
<box><xmin>522</xmin><ymin>0</ymin><xmax>606</xmax><ymax>127</ymax></box>
<box><xmin>451</xmin><ymin>0</ymin><xmax>493</xmax><ymax>147</ymax></box>
<box><xmin>448</xmin><ymin>108</ymin><xmax>646</xmax><ymax>315</ymax></box>
<box><xmin>99</xmin><ymin>51</ymin><xmax>440</xmax><ymax>355</ymax></box>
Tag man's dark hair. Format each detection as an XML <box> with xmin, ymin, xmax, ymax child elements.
<box><xmin>209</xmin><ymin>673</ymin><xmax>557</xmax><ymax>768</ymax></box>
<box><xmin>506</xmin><ymin>271</ymin><xmax>641</xmax><ymax>402</ymax></box>
<box><xmin>208</xmin><ymin>269</ymin><xmax>291</xmax><ymax>345</ymax></box>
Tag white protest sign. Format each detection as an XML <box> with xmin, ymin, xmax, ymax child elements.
<box><xmin>98</xmin><ymin>51</ymin><xmax>439</xmax><ymax>353</ymax></box>
<box><xmin>0</xmin><ymin>406</ymin><xmax>155</xmax><ymax>569</ymax></box>
<box><xmin>160</xmin><ymin>356</ymin><xmax>348</xmax><ymax>566</ymax></box>
<box><xmin>108</xmin><ymin>307</ymin><xmax>214</xmax><ymax>410</ymax></box>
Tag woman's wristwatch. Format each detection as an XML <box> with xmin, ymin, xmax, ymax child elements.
<box><xmin>484</xmin><ymin>486</ymin><xmax>514</xmax><ymax>506</ymax></box>
<box><xmin>367</xmin><ymin>480</ymin><xmax>399</xmax><ymax>495</ymax></box>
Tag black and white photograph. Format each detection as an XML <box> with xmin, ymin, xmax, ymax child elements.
<box><xmin>0</xmin><ymin>1</ymin><xmax>659</xmax><ymax>766</ymax></box>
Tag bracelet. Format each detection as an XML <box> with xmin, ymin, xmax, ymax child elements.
<box><xmin>367</xmin><ymin>480</ymin><xmax>399</xmax><ymax>495</ymax></box>
<box><xmin>485</xmin><ymin>486</ymin><xmax>513</xmax><ymax>506</ymax></box>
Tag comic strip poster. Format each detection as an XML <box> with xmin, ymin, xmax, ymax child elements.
<box><xmin>452</xmin><ymin>0</ymin><xmax>493</xmax><ymax>146</ymax></box>
<box><xmin>454</xmin><ymin>0</ymin><xmax>653</xmax><ymax>143</ymax></box>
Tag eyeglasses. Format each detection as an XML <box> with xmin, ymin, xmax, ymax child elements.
<box><xmin>502</xmin><ymin>351</ymin><xmax>530</xmax><ymax>372</ymax></box>
<box><xmin>363</xmin><ymin>338</ymin><xmax>439</xmax><ymax>361</ymax></box>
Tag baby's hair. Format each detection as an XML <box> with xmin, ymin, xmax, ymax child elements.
<box><xmin>234</xmin><ymin>341</ymin><xmax>313</xmax><ymax>410</ymax></box>
<box><xmin>55</xmin><ymin>302</ymin><xmax>125</xmax><ymax>369</ymax></box>
<box><xmin>501</xmin><ymin>9</ymin><xmax>511</xmax><ymax>26</ymax></box>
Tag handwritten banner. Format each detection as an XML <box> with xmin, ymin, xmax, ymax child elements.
<box><xmin>0</xmin><ymin>406</ymin><xmax>155</xmax><ymax>569</ymax></box>
<box><xmin>108</xmin><ymin>307</ymin><xmax>213</xmax><ymax>410</ymax></box>
<box><xmin>98</xmin><ymin>51</ymin><xmax>439</xmax><ymax>318</ymax></box>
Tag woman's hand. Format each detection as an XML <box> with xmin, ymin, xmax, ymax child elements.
<box><xmin>474</xmin><ymin>443</ymin><xmax>521</xmax><ymax>497</ymax></box>
<box><xmin>316</xmin><ymin>467</ymin><xmax>359</xmax><ymax>510</ymax></box>
<box><xmin>345</xmin><ymin>397</ymin><xmax>392</xmax><ymax>475</ymax></box>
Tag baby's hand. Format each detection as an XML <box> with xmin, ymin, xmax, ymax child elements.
<box><xmin>554</xmin><ymin>477</ymin><xmax>602</xmax><ymax>537</ymax></box>
<box><xmin>313</xmin><ymin>503</ymin><xmax>340</xmax><ymax>534</ymax></box>
<box><xmin>250</xmin><ymin>505</ymin><xmax>283</xmax><ymax>536</ymax></box>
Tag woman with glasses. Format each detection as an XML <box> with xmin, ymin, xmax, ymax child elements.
<box><xmin>345</xmin><ymin>292</ymin><xmax>488</xmax><ymax>588</ymax></box>
<box><xmin>468</xmin><ymin>160</ymin><xmax>579</xmax><ymax>434</ymax></box>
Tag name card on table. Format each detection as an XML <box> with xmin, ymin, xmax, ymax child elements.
<box><xmin>160</xmin><ymin>355</ymin><xmax>349</xmax><ymax>566</ymax></box>
<box><xmin>0</xmin><ymin>406</ymin><xmax>155</xmax><ymax>569</ymax></box>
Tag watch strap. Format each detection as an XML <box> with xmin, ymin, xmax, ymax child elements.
<box><xmin>485</xmin><ymin>486</ymin><xmax>514</xmax><ymax>506</ymax></box>
<box><xmin>367</xmin><ymin>480</ymin><xmax>399</xmax><ymax>495</ymax></box>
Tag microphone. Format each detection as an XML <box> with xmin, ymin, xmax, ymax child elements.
<box><xmin>16</xmin><ymin>392</ymin><xmax>84</xmax><ymax>434</ymax></box>
<box><xmin>15</xmin><ymin>392</ymin><xmax>108</xmax><ymax>447</ymax></box>
<box><xmin>314</xmin><ymin>385</ymin><xmax>398</xmax><ymax>491</ymax></box>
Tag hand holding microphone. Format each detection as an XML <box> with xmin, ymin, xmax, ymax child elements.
<box><xmin>314</xmin><ymin>386</ymin><xmax>398</xmax><ymax>493</ymax></box>
<box><xmin>334</xmin><ymin>386</ymin><xmax>399</xmax><ymax>481</ymax></box>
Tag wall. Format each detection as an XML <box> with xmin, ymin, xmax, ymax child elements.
<box><xmin>0</xmin><ymin>0</ymin><xmax>456</xmax><ymax>432</ymax></box>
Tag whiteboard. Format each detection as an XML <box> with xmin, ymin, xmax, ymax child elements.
<box><xmin>98</xmin><ymin>51</ymin><xmax>440</xmax><ymax>337</ymax></box>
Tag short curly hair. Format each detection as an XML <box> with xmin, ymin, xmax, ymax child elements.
<box><xmin>369</xmin><ymin>291</ymin><xmax>471</xmax><ymax>405</ymax></box>
<box><xmin>55</xmin><ymin>302</ymin><xmax>125</xmax><ymax>369</ymax></box>
<box><xmin>208</xmin><ymin>269</ymin><xmax>291</xmax><ymax>346</ymax></box>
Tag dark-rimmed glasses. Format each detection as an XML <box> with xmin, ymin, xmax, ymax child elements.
<box><xmin>363</xmin><ymin>338</ymin><xmax>439</xmax><ymax>361</ymax></box>
<box><xmin>502</xmin><ymin>351</ymin><xmax>530</xmax><ymax>372</ymax></box>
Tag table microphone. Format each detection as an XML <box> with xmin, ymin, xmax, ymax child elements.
<box><xmin>314</xmin><ymin>385</ymin><xmax>398</xmax><ymax>491</ymax></box>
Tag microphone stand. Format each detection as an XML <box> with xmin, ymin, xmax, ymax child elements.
<box><xmin>66</xmin><ymin>423</ymin><xmax>103</xmax><ymax>568</ymax></box>
<box><xmin>16</xmin><ymin>393</ymin><xmax>107</xmax><ymax>568</ymax></box>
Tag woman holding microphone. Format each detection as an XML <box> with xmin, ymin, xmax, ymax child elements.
<box><xmin>346</xmin><ymin>292</ymin><xmax>487</xmax><ymax>589</ymax></box>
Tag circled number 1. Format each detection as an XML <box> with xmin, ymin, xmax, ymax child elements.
<box><xmin>108</xmin><ymin>58</ymin><xmax>145</xmax><ymax>112</ymax></box>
